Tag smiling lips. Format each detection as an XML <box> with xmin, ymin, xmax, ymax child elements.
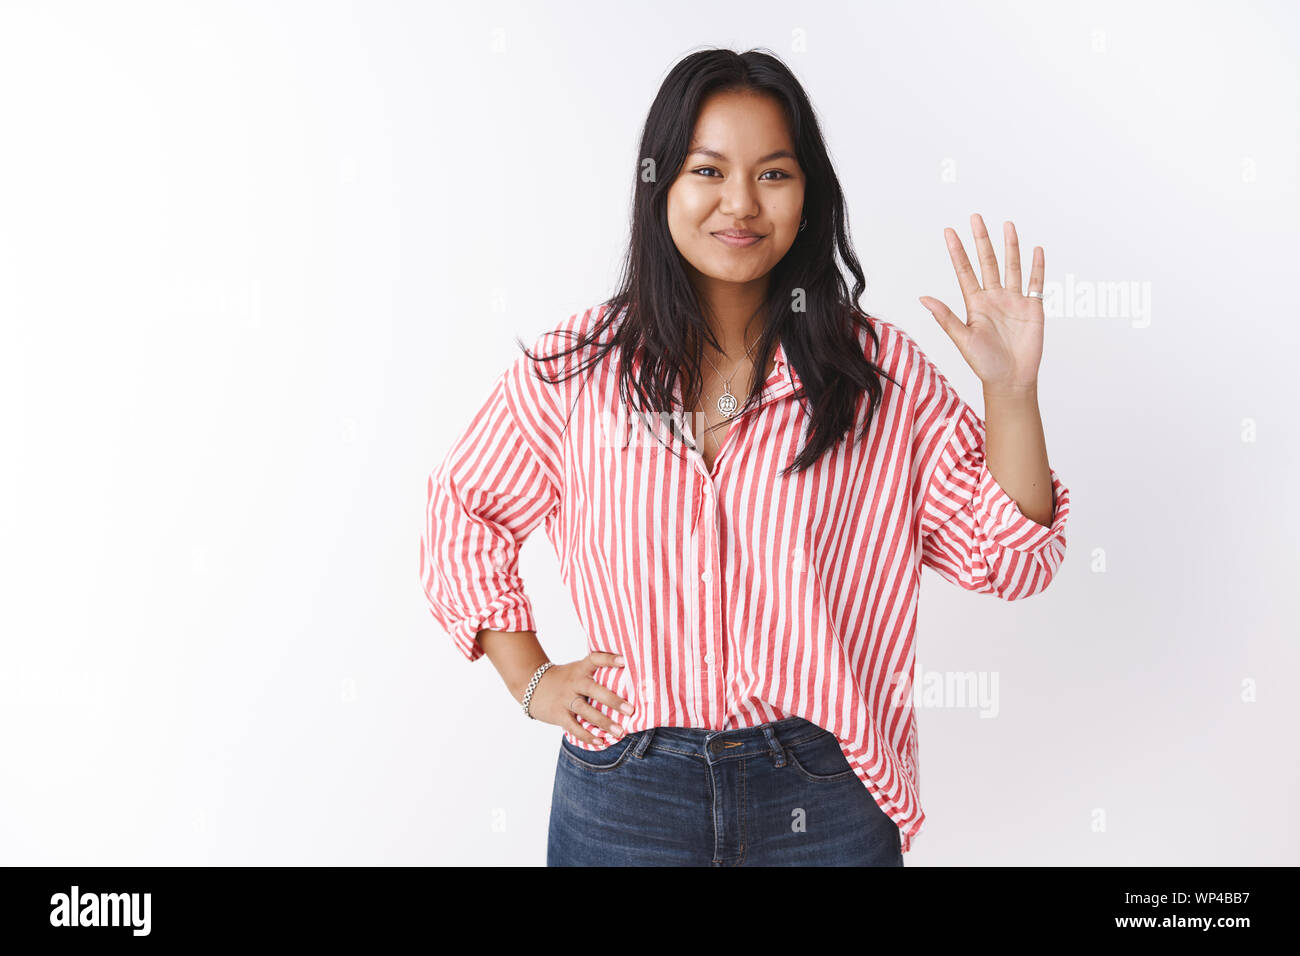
<box><xmin>712</xmin><ymin>229</ymin><xmax>765</xmax><ymax>248</ymax></box>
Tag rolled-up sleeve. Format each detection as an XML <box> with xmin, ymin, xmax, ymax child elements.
<box><xmin>914</xmin><ymin>362</ymin><xmax>1070</xmax><ymax>601</ymax></box>
<box><xmin>420</xmin><ymin>342</ymin><xmax>564</xmax><ymax>661</ymax></box>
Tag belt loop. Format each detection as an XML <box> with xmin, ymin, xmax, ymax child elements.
<box><xmin>761</xmin><ymin>723</ymin><xmax>786</xmax><ymax>767</ymax></box>
<box><xmin>632</xmin><ymin>726</ymin><xmax>656</xmax><ymax>758</ymax></box>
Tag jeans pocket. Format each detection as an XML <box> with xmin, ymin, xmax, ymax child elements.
<box><xmin>784</xmin><ymin>730</ymin><xmax>856</xmax><ymax>783</ymax></box>
<box><xmin>559</xmin><ymin>730</ymin><xmax>638</xmax><ymax>773</ymax></box>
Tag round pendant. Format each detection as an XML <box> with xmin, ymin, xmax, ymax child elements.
<box><xmin>717</xmin><ymin>390</ymin><xmax>738</xmax><ymax>417</ymax></box>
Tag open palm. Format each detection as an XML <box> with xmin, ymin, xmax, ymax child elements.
<box><xmin>919</xmin><ymin>214</ymin><xmax>1046</xmax><ymax>393</ymax></box>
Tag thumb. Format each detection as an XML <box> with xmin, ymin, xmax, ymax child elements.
<box><xmin>918</xmin><ymin>296</ymin><xmax>969</xmax><ymax>350</ymax></box>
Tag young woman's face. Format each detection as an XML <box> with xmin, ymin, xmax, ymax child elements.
<box><xmin>667</xmin><ymin>89</ymin><xmax>805</xmax><ymax>293</ymax></box>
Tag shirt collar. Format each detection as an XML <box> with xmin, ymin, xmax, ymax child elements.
<box><xmin>770</xmin><ymin>339</ymin><xmax>799</xmax><ymax>389</ymax></box>
<box><xmin>626</xmin><ymin>330</ymin><xmax>799</xmax><ymax>392</ymax></box>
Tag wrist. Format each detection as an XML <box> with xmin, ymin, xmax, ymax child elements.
<box><xmin>508</xmin><ymin>657</ymin><xmax>551</xmax><ymax>703</ymax></box>
<box><xmin>983</xmin><ymin>382</ymin><xmax>1039</xmax><ymax>402</ymax></box>
<box><xmin>519</xmin><ymin>660</ymin><xmax>554</xmax><ymax>718</ymax></box>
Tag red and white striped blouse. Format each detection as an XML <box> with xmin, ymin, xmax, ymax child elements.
<box><xmin>420</xmin><ymin>302</ymin><xmax>1070</xmax><ymax>853</ymax></box>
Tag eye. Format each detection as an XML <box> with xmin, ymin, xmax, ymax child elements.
<box><xmin>689</xmin><ymin>167</ymin><xmax>794</xmax><ymax>181</ymax></box>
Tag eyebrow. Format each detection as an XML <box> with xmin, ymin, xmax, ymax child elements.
<box><xmin>687</xmin><ymin>146</ymin><xmax>798</xmax><ymax>164</ymax></box>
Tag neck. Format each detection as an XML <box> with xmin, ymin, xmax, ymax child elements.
<box><xmin>693</xmin><ymin>276</ymin><xmax>767</xmax><ymax>358</ymax></box>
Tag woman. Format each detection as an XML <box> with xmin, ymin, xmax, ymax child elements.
<box><xmin>420</xmin><ymin>48</ymin><xmax>1070</xmax><ymax>866</ymax></box>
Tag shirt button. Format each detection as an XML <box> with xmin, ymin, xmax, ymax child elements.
<box><xmin>703</xmin><ymin>653</ymin><xmax>713</xmax><ymax>664</ymax></box>
<box><xmin>701</xmin><ymin>570</ymin><xmax>712</xmax><ymax>582</ymax></box>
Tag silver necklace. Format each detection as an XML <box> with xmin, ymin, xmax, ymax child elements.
<box><xmin>700</xmin><ymin>330</ymin><xmax>760</xmax><ymax>419</ymax></box>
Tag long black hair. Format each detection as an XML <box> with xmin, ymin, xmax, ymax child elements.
<box><xmin>520</xmin><ymin>46</ymin><xmax>901</xmax><ymax>477</ymax></box>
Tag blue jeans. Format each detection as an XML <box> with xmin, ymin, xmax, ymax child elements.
<box><xmin>547</xmin><ymin>715</ymin><xmax>904</xmax><ymax>866</ymax></box>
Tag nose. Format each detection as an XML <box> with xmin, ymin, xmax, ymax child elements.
<box><xmin>718</xmin><ymin>181</ymin><xmax>760</xmax><ymax>219</ymax></box>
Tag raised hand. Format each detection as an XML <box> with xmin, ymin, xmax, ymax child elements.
<box><xmin>919</xmin><ymin>213</ymin><xmax>1046</xmax><ymax>395</ymax></box>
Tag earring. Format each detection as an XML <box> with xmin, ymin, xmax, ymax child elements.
<box><xmin>798</xmin><ymin>218</ymin><xmax>807</xmax><ymax>232</ymax></box>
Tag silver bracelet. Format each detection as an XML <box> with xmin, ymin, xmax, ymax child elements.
<box><xmin>521</xmin><ymin>661</ymin><xmax>554</xmax><ymax>719</ymax></box>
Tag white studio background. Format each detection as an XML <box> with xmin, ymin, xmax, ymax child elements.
<box><xmin>0</xmin><ymin>0</ymin><xmax>1295</xmax><ymax>866</ymax></box>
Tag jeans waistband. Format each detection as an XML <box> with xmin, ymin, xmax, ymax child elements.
<box><xmin>625</xmin><ymin>715</ymin><xmax>830</xmax><ymax>766</ymax></box>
